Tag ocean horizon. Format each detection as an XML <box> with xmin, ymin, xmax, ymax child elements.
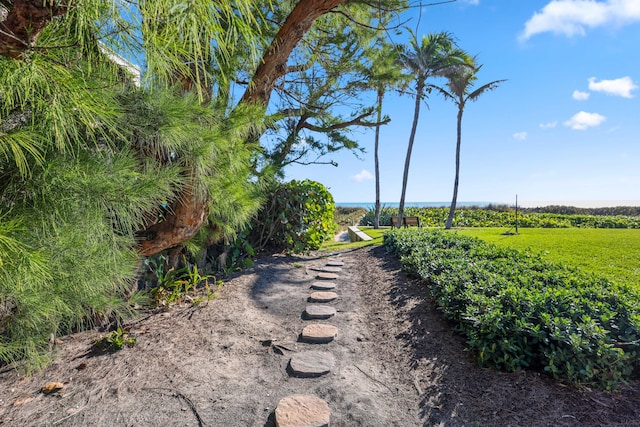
<box><xmin>336</xmin><ymin>200</ymin><xmax>640</xmax><ymax>209</ymax></box>
<box><xmin>336</xmin><ymin>201</ymin><xmax>493</xmax><ymax>209</ymax></box>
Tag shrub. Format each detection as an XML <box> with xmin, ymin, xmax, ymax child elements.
<box><xmin>385</xmin><ymin>228</ymin><xmax>640</xmax><ymax>389</ymax></box>
<box><xmin>249</xmin><ymin>179</ymin><xmax>336</xmax><ymax>253</ymax></box>
<box><xmin>358</xmin><ymin>206</ymin><xmax>640</xmax><ymax>229</ymax></box>
<box><xmin>359</xmin><ymin>206</ymin><xmax>396</xmax><ymax>227</ymax></box>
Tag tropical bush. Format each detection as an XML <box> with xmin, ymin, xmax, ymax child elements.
<box><xmin>359</xmin><ymin>205</ymin><xmax>397</xmax><ymax>227</ymax></box>
<box><xmin>248</xmin><ymin>179</ymin><xmax>337</xmax><ymax>254</ymax></box>
<box><xmin>385</xmin><ymin>228</ymin><xmax>640</xmax><ymax>389</ymax></box>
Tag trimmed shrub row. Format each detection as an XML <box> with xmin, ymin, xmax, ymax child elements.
<box><xmin>384</xmin><ymin>228</ymin><xmax>640</xmax><ymax>389</ymax></box>
<box><xmin>360</xmin><ymin>207</ymin><xmax>640</xmax><ymax>228</ymax></box>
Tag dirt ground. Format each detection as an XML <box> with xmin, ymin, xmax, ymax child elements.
<box><xmin>1</xmin><ymin>245</ymin><xmax>639</xmax><ymax>426</ymax></box>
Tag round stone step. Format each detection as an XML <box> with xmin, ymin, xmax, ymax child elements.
<box><xmin>309</xmin><ymin>291</ymin><xmax>337</xmax><ymax>303</ymax></box>
<box><xmin>288</xmin><ymin>351</ymin><xmax>335</xmax><ymax>378</ymax></box>
<box><xmin>301</xmin><ymin>324</ymin><xmax>338</xmax><ymax>343</ymax></box>
<box><xmin>320</xmin><ymin>267</ymin><xmax>342</xmax><ymax>273</ymax></box>
<box><xmin>326</xmin><ymin>261</ymin><xmax>344</xmax><ymax>267</ymax></box>
<box><xmin>311</xmin><ymin>281</ymin><xmax>336</xmax><ymax>290</ymax></box>
<box><xmin>275</xmin><ymin>395</ymin><xmax>330</xmax><ymax>427</ymax></box>
<box><xmin>304</xmin><ymin>305</ymin><xmax>336</xmax><ymax>319</ymax></box>
<box><xmin>316</xmin><ymin>272</ymin><xmax>339</xmax><ymax>280</ymax></box>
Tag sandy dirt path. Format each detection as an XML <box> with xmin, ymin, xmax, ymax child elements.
<box><xmin>1</xmin><ymin>246</ymin><xmax>639</xmax><ymax>426</ymax></box>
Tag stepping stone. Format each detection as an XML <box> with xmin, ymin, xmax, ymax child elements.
<box><xmin>326</xmin><ymin>261</ymin><xmax>344</xmax><ymax>267</ymax></box>
<box><xmin>316</xmin><ymin>272</ymin><xmax>339</xmax><ymax>280</ymax></box>
<box><xmin>289</xmin><ymin>351</ymin><xmax>335</xmax><ymax>378</ymax></box>
<box><xmin>309</xmin><ymin>291</ymin><xmax>337</xmax><ymax>303</ymax></box>
<box><xmin>304</xmin><ymin>305</ymin><xmax>336</xmax><ymax>319</ymax></box>
<box><xmin>311</xmin><ymin>281</ymin><xmax>336</xmax><ymax>290</ymax></box>
<box><xmin>301</xmin><ymin>324</ymin><xmax>338</xmax><ymax>343</ymax></box>
<box><xmin>275</xmin><ymin>395</ymin><xmax>330</xmax><ymax>427</ymax></box>
<box><xmin>319</xmin><ymin>266</ymin><xmax>342</xmax><ymax>273</ymax></box>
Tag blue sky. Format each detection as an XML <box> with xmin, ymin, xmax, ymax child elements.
<box><xmin>284</xmin><ymin>0</ymin><xmax>640</xmax><ymax>207</ymax></box>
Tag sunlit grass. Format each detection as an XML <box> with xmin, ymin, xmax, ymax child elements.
<box><xmin>320</xmin><ymin>226</ymin><xmax>387</xmax><ymax>251</ymax></box>
<box><xmin>456</xmin><ymin>227</ymin><xmax>640</xmax><ymax>289</ymax></box>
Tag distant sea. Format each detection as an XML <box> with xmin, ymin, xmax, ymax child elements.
<box><xmin>336</xmin><ymin>200</ymin><xmax>640</xmax><ymax>209</ymax></box>
<box><xmin>335</xmin><ymin>201</ymin><xmax>493</xmax><ymax>209</ymax></box>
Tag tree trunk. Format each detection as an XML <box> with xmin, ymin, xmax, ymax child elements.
<box><xmin>0</xmin><ymin>0</ymin><xmax>67</xmax><ymax>59</ymax></box>
<box><xmin>240</xmin><ymin>0</ymin><xmax>346</xmax><ymax>108</ymax></box>
<box><xmin>136</xmin><ymin>187</ymin><xmax>208</xmax><ymax>257</ymax></box>
<box><xmin>445</xmin><ymin>104</ymin><xmax>464</xmax><ymax>229</ymax></box>
<box><xmin>397</xmin><ymin>81</ymin><xmax>423</xmax><ymax>228</ymax></box>
<box><xmin>374</xmin><ymin>89</ymin><xmax>383</xmax><ymax>229</ymax></box>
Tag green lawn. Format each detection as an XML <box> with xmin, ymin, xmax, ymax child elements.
<box><xmin>321</xmin><ymin>226</ymin><xmax>387</xmax><ymax>252</ymax></box>
<box><xmin>456</xmin><ymin>227</ymin><xmax>640</xmax><ymax>289</ymax></box>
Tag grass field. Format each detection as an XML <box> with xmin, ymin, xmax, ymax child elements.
<box><xmin>456</xmin><ymin>227</ymin><xmax>640</xmax><ymax>289</ymax></box>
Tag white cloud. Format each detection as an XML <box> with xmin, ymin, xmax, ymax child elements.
<box><xmin>352</xmin><ymin>169</ymin><xmax>373</xmax><ymax>182</ymax></box>
<box><xmin>588</xmin><ymin>76</ymin><xmax>638</xmax><ymax>98</ymax></box>
<box><xmin>572</xmin><ymin>90</ymin><xmax>590</xmax><ymax>100</ymax></box>
<box><xmin>513</xmin><ymin>132</ymin><xmax>528</xmax><ymax>140</ymax></box>
<box><xmin>540</xmin><ymin>121</ymin><xmax>558</xmax><ymax>129</ymax></box>
<box><xmin>564</xmin><ymin>111</ymin><xmax>606</xmax><ymax>130</ymax></box>
<box><xmin>463</xmin><ymin>0</ymin><xmax>480</xmax><ymax>4</ymax></box>
<box><xmin>520</xmin><ymin>0</ymin><xmax>640</xmax><ymax>40</ymax></box>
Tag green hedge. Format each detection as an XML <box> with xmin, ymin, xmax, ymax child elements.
<box><xmin>384</xmin><ymin>228</ymin><xmax>640</xmax><ymax>389</ymax></box>
<box><xmin>361</xmin><ymin>207</ymin><xmax>640</xmax><ymax>229</ymax></box>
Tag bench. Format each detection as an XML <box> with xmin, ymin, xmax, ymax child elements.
<box><xmin>390</xmin><ymin>216</ymin><xmax>422</xmax><ymax>228</ymax></box>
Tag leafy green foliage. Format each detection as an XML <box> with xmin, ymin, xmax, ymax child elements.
<box><xmin>385</xmin><ymin>228</ymin><xmax>640</xmax><ymax>389</ymax></box>
<box><xmin>94</xmin><ymin>327</ymin><xmax>136</xmax><ymax>352</ymax></box>
<box><xmin>148</xmin><ymin>257</ymin><xmax>218</xmax><ymax>308</ymax></box>
<box><xmin>250</xmin><ymin>180</ymin><xmax>337</xmax><ymax>253</ymax></box>
<box><xmin>359</xmin><ymin>206</ymin><xmax>398</xmax><ymax>227</ymax></box>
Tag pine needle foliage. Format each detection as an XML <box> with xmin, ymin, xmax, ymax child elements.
<box><xmin>0</xmin><ymin>0</ymin><xmax>405</xmax><ymax>371</ymax></box>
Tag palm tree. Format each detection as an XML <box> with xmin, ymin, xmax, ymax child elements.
<box><xmin>395</xmin><ymin>32</ymin><xmax>470</xmax><ymax>228</ymax></box>
<box><xmin>433</xmin><ymin>61</ymin><xmax>505</xmax><ymax>229</ymax></box>
<box><xmin>361</xmin><ymin>41</ymin><xmax>408</xmax><ymax>228</ymax></box>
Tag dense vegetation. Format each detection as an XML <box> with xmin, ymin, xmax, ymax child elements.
<box><xmin>360</xmin><ymin>206</ymin><xmax>640</xmax><ymax>228</ymax></box>
<box><xmin>0</xmin><ymin>0</ymin><xmax>408</xmax><ymax>371</ymax></box>
<box><xmin>248</xmin><ymin>180</ymin><xmax>336</xmax><ymax>254</ymax></box>
<box><xmin>385</xmin><ymin>228</ymin><xmax>640</xmax><ymax>390</ymax></box>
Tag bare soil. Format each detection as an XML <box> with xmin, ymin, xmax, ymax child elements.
<box><xmin>1</xmin><ymin>246</ymin><xmax>639</xmax><ymax>426</ymax></box>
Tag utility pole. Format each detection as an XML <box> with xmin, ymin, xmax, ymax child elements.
<box><xmin>515</xmin><ymin>194</ymin><xmax>519</xmax><ymax>235</ymax></box>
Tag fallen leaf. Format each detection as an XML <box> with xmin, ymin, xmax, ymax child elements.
<box><xmin>13</xmin><ymin>396</ymin><xmax>33</xmax><ymax>407</ymax></box>
<box><xmin>41</xmin><ymin>382</ymin><xmax>64</xmax><ymax>395</ymax></box>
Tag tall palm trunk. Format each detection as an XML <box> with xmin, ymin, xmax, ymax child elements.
<box><xmin>445</xmin><ymin>106</ymin><xmax>464</xmax><ymax>229</ymax></box>
<box><xmin>374</xmin><ymin>89</ymin><xmax>384</xmax><ymax>229</ymax></box>
<box><xmin>397</xmin><ymin>80</ymin><xmax>424</xmax><ymax>228</ymax></box>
